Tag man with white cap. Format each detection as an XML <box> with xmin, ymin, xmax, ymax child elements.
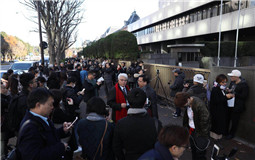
<box><xmin>184</xmin><ymin>74</ymin><xmax>207</xmax><ymax>102</ymax></box>
<box><xmin>226</xmin><ymin>70</ymin><xmax>249</xmax><ymax>139</ymax></box>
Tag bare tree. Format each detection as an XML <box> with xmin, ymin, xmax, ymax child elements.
<box><xmin>21</xmin><ymin>0</ymin><xmax>84</xmax><ymax>64</ymax></box>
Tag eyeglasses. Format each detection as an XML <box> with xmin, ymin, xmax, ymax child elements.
<box><xmin>179</xmin><ymin>145</ymin><xmax>190</xmax><ymax>149</ymax></box>
<box><xmin>119</xmin><ymin>79</ymin><xmax>127</xmax><ymax>82</ymax></box>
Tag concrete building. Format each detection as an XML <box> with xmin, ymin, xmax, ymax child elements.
<box><xmin>128</xmin><ymin>0</ymin><xmax>255</xmax><ymax>67</ymax></box>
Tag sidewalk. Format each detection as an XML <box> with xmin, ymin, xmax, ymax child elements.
<box><xmin>158</xmin><ymin>102</ymin><xmax>255</xmax><ymax>160</ymax></box>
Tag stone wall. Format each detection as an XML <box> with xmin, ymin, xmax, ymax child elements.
<box><xmin>209</xmin><ymin>67</ymin><xmax>255</xmax><ymax>144</ymax></box>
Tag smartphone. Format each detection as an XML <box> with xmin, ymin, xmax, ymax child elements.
<box><xmin>211</xmin><ymin>144</ymin><xmax>220</xmax><ymax>160</ymax></box>
<box><xmin>82</xmin><ymin>88</ymin><xmax>85</xmax><ymax>92</ymax></box>
<box><xmin>67</xmin><ymin>116</ymin><xmax>78</xmax><ymax>129</ymax></box>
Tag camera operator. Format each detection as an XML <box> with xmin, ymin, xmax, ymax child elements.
<box><xmin>138</xmin><ymin>75</ymin><xmax>158</xmax><ymax>119</ymax></box>
<box><xmin>170</xmin><ymin>68</ymin><xmax>185</xmax><ymax>118</ymax></box>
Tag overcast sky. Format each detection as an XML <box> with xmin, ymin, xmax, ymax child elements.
<box><xmin>0</xmin><ymin>0</ymin><xmax>158</xmax><ymax>47</ymax></box>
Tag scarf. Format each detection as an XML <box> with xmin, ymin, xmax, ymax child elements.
<box><xmin>115</xmin><ymin>83</ymin><xmax>129</xmax><ymax>122</ymax></box>
<box><xmin>86</xmin><ymin>113</ymin><xmax>105</xmax><ymax>121</ymax></box>
<box><xmin>127</xmin><ymin>108</ymin><xmax>147</xmax><ymax>115</ymax></box>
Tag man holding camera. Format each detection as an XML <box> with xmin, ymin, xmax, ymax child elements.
<box><xmin>137</xmin><ymin>75</ymin><xmax>158</xmax><ymax>119</ymax></box>
<box><xmin>170</xmin><ymin>68</ymin><xmax>185</xmax><ymax>118</ymax></box>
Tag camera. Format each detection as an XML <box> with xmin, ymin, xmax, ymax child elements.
<box><xmin>156</xmin><ymin>69</ymin><xmax>159</xmax><ymax>74</ymax></box>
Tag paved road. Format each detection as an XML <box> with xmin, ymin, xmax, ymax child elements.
<box><xmin>0</xmin><ymin>64</ymin><xmax>11</xmax><ymax>70</ymax></box>
<box><xmin>157</xmin><ymin>102</ymin><xmax>255</xmax><ymax>160</ymax></box>
<box><xmin>96</xmin><ymin>85</ymin><xmax>255</xmax><ymax>160</ymax></box>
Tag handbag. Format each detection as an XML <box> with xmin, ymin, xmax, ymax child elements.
<box><xmin>190</xmin><ymin>132</ymin><xmax>210</xmax><ymax>151</ymax></box>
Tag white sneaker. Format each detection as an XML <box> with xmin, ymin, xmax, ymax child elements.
<box><xmin>74</xmin><ymin>146</ymin><xmax>82</xmax><ymax>153</ymax></box>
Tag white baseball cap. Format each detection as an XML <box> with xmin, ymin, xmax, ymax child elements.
<box><xmin>193</xmin><ymin>74</ymin><xmax>204</xmax><ymax>84</ymax></box>
<box><xmin>227</xmin><ymin>70</ymin><xmax>241</xmax><ymax>77</ymax></box>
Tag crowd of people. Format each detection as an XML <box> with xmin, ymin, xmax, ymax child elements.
<box><xmin>171</xmin><ymin>69</ymin><xmax>249</xmax><ymax>160</ymax></box>
<box><xmin>0</xmin><ymin>57</ymin><xmax>249</xmax><ymax>160</ymax></box>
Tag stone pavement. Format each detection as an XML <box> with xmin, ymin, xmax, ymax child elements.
<box><xmin>157</xmin><ymin>100</ymin><xmax>255</xmax><ymax>160</ymax></box>
<box><xmin>97</xmin><ymin>85</ymin><xmax>255</xmax><ymax>160</ymax></box>
<box><xmin>7</xmin><ymin>85</ymin><xmax>255</xmax><ymax>160</ymax></box>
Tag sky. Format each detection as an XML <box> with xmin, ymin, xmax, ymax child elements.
<box><xmin>0</xmin><ymin>0</ymin><xmax>159</xmax><ymax>48</ymax></box>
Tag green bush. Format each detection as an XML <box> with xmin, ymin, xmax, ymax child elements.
<box><xmin>81</xmin><ymin>31</ymin><xmax>139</xmax><ymax>60</ymax></box>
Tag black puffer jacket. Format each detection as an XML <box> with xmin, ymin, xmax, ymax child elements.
<box><xmin>228</xmin><ymin>78</ymin><xmax>249</xmax><ymax>112</ymax></box>
<box><xmin>62</xmin><ymin>86</ymin><xmax>83</xmax><ymax>119</ymax></box>
<box><xmin>103</xmin><ymin>67</ymin><xmax>114</xmax><ymax>83</ymax></box>
<box><xmin>113</xmin><ymin>112</ymin><xmax>162</xmax><ymax>160</ymax></box>
<box><xmin>186</xmin><ymin>84</ymin><xmax>207</xmax><ymax>101</ymax></box>
<box><xmin>170</xmin><ymin>72</ymin><xmax>185</xmax><ymax>97</ymax></box>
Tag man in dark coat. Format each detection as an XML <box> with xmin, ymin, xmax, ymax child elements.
<box><xmin>138</xmin><ymin>75</ymin><xmax>158</xmax><ymax>119</ymax></box>
<box><xmin>170</xmin><ymin>68</ymin><xmax>185</xmax><ymax>117</ymax></box>
<box><xmin>1</xmin><ymin>81</ymin><xmax>12</xmax><ymax>156</ymax></box>
<box><xmin>113</xmin><ymin>88</ymin><xmax>162</xmax><ymax>160</ymax></box>
<box><xmin>226</xmin><ymin>70</ymin><xmax>249</xmax><ymax>139</ymax></box>
<box><xmin>184</xmin><ymin>74</ymin><xmax>207</xmax><ymax>102</ymax></box>
<box><xmin>62</xmin><ymin>77</ymin><xmax>84</xmax><ymax>119</ymax></box>
<box><xmin>8</xmin><ymin>73</ymin><xmax>37</xmax><ymax>134</ymax></box>
<box><xmin>107</xmin><ymin>73</ymin><xmax>130</xmax><ymax>123</ymax></box>
<box><xmin>103</xmin><ymin>63</ymin><xmax>114</xmax><ymax>96</ymax></box>
<box><xmin>83</xmin><ymin>71</ymin><xmax>101</xmax><ymax>103</ymax></box>
<box><xmin>17</xmin><ymin>88</ymin><xmax>72</xmax><ymax>160</ymax></box>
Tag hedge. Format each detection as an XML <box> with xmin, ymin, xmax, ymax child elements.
<box><xmin>200</xmin><ymin>41</ymin><xmax>255</xmax><ymax>57</ymax></box>
<box><xmin>79</xmin><ymin>31</ymin><xmax>139</xmax><ymax>60</ymax></box>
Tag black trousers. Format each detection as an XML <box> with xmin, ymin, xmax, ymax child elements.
<box><xmin>104</xmin><ymin>82</ymin><xmax>113</xmax><ymax>96</ymax></box>
<box><xmin>190</xmin><ymin>136</ymin><xmax>207</xmax><ymax>160</ymax></box>
<box><xmin>227</xmin><ymin>108</ymin><xmax>241</xmax><ymax>136</ymax></box>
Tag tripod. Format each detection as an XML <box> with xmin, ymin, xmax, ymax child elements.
<box><xmin>153</xmin><ymin>70</ymin><xmax>168</xmax><ymax>102</ymax></box>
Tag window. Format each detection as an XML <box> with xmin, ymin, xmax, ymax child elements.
<box><xmin>181</xmin><ymin>16</ymin><xmax>185</xmax><ymax>25</ymax></box>
<box><xmin>207</xmin><ymin>8</ymin><xmax>212</xmax><ymax>18</ymax></box>
<box><xmin>202</xmin><ymin>9</ymin><xmax>207</xmax><ymax>19</ymax></box>
<box><xmin>190</xmin><ymin>13</ymin><xmax>194</xmax><ymax>22</ymax></box>
<box><xmin>251</xmin><ymin>0</ymin><xmax>255</xmax><ymax>7</ymax></box>
<box><xmin>156</xmin><ymin>25</ymin><xmax>159</xmax><ymax>32</ymax></box>
<box><xmin>186</xmin><ymin>15</ymin><xmax>190</xmax><ymax>23</ymax></box>
<box><xmin>225</xmin><ymin>2</ymin><xmax>231</xmax><ymax>13</ymax></box>
<box><xmin>212</xmin><ymin>5</ymin><xmax>218</xmax><ymax>17</ymax></box>
<box><xmin>166</xmin><ymin>21</ymin><xmax>170</xmax><ymax>29</ymax></box>
<box><xmin>178</xmin><ymin>53</ymin><xmax>182</xmax><ymax>62</ymax></box>
<box><xmin>175</xmin><ymin>19</ymin><xmax>179</xmax><ymax>27</ymax></box>
<box><xmin>198</xmin><ymin>11</ymin><xmax>202</xmax><ymax>20</ymax></box>
<box><xmin>170</xmin><ymin>20</ymin><xmax>175</xmax><ymax>28</ymax></box>
<box><xmin>162</xmin><ymin>23</ymin><xmax>166</xmax><ymax>30</ymax></box>
<box><xmin>194</xmin><ymin>12</ymin><xmax>198</xmax><ymax>21</ymax></box>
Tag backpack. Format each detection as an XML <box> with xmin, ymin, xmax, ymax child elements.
<box><xmin>7</xmin><ymin>94</ymin><xmax>26</xmax><ymax>133</ymax></box>
<box><xmin>6</xmin><ymin>119</ymin><xmax>45</xmax><ymax>160</ymax></box>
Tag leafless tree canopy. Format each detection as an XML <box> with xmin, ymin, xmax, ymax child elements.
<box><xmin>21</xmin><ymin>0</ymin><xmax>85</xmax><ymax>64</ymax></box>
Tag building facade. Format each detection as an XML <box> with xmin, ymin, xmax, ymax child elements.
<box><xmin>128</xmin><ymin>0</ymin><xmax>255</xmax><ymax>67</ymax></box>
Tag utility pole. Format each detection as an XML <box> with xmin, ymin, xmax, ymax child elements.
<box><xmin>37</xmin><ymin>0</ymin><xmax>44</xmax><ymax>65</ymax></box>
<box><xmin>217</xmin><ymin>0</ymin><xmax>223</xmax><ymax>67</ymax></box>
<box><xmin>234</xmin><ymin>0</ymin><xmax>242</xmax><ymax>67</ymax></box>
